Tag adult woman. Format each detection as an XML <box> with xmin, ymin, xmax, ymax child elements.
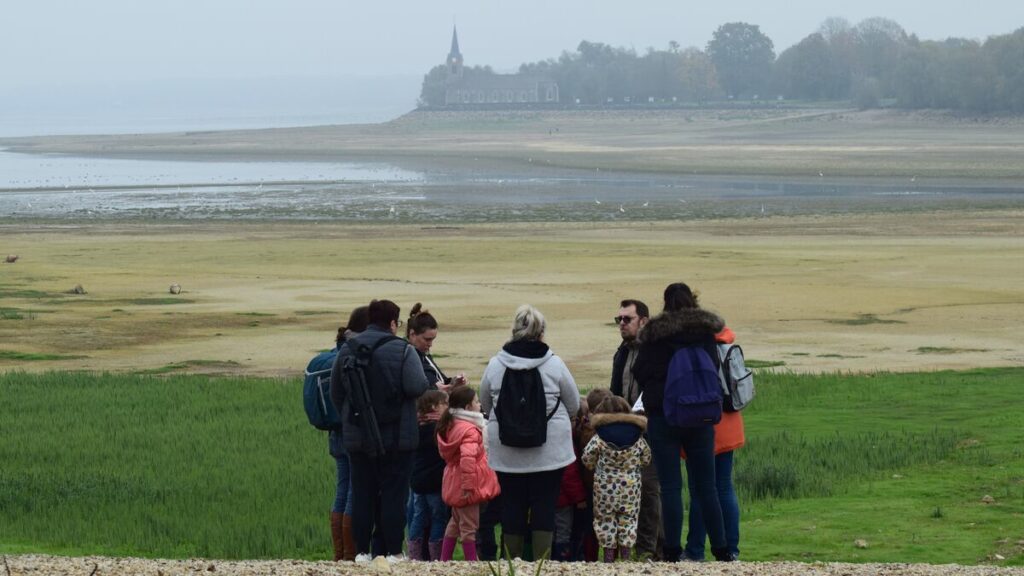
<box><xmin>632</xmin><ymin>283</ymin><xmax>733</xmax><ymax>562</ymax></box>
<box><xmin>683</xmin><ymin>325</ymin><xmax>745</xmax><ymax>561</ymax></box>
<box><xmin>480</xmin><ymin>304</ymin><xmax>581</xmax><ymax>561</ymax></box>
<box><xmin>407</xmin><ymin>303</ymin><xmax>467</xmax><ymax>392</ymax></box>
<box><xmin>306</xmin><ymin>306</ymin><xmax>367</xmax><ymax>561</ymax></box>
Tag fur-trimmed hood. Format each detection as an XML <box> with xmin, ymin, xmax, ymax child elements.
<box><xmin>590</xmin><ymin>412</ymin><xmax>648</xmax><ymax>431</ymax></box>
<box><xmin>591</xmin><ymin>412</ymin><xmax>647</xmax><ymax>449</ymax></box>
<box><xmin>638</xmin><ymin>308</ymin><xmax>725</xmax><ymax>345</ymax></box>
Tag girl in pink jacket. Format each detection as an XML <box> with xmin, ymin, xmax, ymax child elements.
<box><xmin>436</xmin><ymin>386</ymin><xmax>501</xmax><ymax>561</ymax></box>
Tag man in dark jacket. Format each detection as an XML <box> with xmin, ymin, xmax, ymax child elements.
<box><xmin>610</xmin><ymin>298</ymin><xmax>662</xmax><ymax>560</ymax></box>
<box><xmin>330</xmin><ymin>299</ymin><xmax>429</xmax><ymax>562</ymax></box>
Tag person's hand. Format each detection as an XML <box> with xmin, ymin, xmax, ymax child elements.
<box><xmin>437</xmin><ymin>380</ymin><xmax>453</xmax><ymax>393</ymax></box>
<box><xmin>453</xmin><ymin>372</ymin><xmax>468</xmax><ymax>387</ymax></box>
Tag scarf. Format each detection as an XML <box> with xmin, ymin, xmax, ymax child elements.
<box><xmin>451</xmin><ymin>407</ymin><xmax>487</xmax><ymax>448</ymax></box>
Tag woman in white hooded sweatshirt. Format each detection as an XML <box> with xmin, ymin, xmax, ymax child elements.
<box><xmin>479</xmin><ymin>304</ymin><xmax>581</xmax><ymax>561</ymax></box>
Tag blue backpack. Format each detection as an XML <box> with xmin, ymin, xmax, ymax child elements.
<box><xmin>663</xmin><ymin>345</ymin><xmax>723</xmax><ymax>427</ymax></box>
<box><xmin>304</xmin><ymin>349</ymin><xmax>342</xmax><ymax>431</ymax></box>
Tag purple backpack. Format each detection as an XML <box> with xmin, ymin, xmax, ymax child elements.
<box><xmin>663</xmin><ymin>346</ymin><xmax>723</xmax><ymax>427</ymax></box>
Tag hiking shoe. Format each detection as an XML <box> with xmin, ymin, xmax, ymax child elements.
<box><xmin>386</xmin><ymin>554</ymin><xmax>406</xmax><ymax>564</ymax></box>
<box><xmin>354</xmin><ymin>553</ymin><xmax>373</xmax><ymax>563</ymax></box>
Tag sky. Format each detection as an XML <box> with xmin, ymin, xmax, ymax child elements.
<box><xmin>3</xmin><ymin>0</ymin><xmax>1023</xmax><ymax>86</ymax></box>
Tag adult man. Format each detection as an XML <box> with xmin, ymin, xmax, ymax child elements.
<box><xmin>330</xmin><ymin>299</ymin><xmax>428</xmax><ymax>563</ymax></box>
<box><xmin>610</xmin><ymin>298</ymin><xmax>662</xmax><ymax>560</ymax></box>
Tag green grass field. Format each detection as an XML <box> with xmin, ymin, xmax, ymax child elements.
<box><xmin>1</xmin><ymin>368</ymin><xmax>1021</xmax><ymax>564</ymax></box>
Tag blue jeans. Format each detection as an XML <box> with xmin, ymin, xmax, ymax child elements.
<box><xmin>685</xmin><ymin>450</ymin><xmax>739</xmax><ymax>560</ymax></box>
<box><xmin>329</xmin><ymin>432</ymin><xmax>352</xmax><ymax>514</ymax></box>
<box><xmin>646</xmin><ymin>415</ymin><xmax>725</xmax><ymax>559</ymax></box>
<box><xmin>408</xmin><ymin>492</ymin><xmax>448</xmax><ymax>542</ymax></box>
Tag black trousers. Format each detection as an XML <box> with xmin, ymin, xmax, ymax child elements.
<box><xmin>497</xmin><ymin>468</ymin><xmax>564</xmax><ymax>535</ymax></box>
<box><xmin>349</xmin><ymin>450</ymin><xmax>415</xmax><ymax>556</ymax></box>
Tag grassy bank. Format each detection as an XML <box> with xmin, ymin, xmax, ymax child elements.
<box><xmin>5</xmin><ymin>109</ymin><xmax>1024</xmax><ymax>179</ymax></box>
<box><xmin>1</xmin><ymin>368</ymin><xmax>1021</xmax><ymax>564</ymax></box>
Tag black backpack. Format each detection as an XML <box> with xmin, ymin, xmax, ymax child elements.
<box><xmin>494</xmin><ymin>366</ymin><xmax>561</xmax><ymax>448</ymax></box>
<box><xmin>336</xmin><ymin>335</ymin><xmax>404</xmax><ymax>455</ymax></box>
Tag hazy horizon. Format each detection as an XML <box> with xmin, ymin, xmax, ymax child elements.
<box><xmin>3</xmin><ymin>1</ymin><xmax>1022</xmax><ymax>137</ymax></box>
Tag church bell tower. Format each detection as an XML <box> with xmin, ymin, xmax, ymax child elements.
<box><xmin>447</xmin><ymin>25</ymin><xmax>464</xmax><ymax>80</ymax></box>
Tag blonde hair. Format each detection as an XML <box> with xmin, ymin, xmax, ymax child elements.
<box><xmin>511</xmin><ymin>304</ymin><xmax>545</xmax><ymax>342</ymax></box>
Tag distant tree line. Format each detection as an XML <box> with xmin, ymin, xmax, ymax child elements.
<box><xmin>419</xmin><ymin>19</ymin><xmax>1024</xmax><ymax>113</ymax></box>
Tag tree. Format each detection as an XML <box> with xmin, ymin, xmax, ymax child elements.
<box><xmin>676</xmin><ymin>48</ymin><xmax>720</xmax><ymax>102</ymax></box>
<box><xmin>706</xmin><ymin>22</ymin><xmax>776</xmax><ymax>98</ymax></box>
<box><xmin>418</xmin><ymin>65</ymin><xmax>448</xmax><ymax>107</ymax></box>
<box><xmin>852</xmin><ymin>17</ymin><xmax>910</xmax><ymax>98</ymax></box>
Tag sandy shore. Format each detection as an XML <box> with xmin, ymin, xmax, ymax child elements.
<box><xmin>5</xmin><ymin>555</ymin><xmax>1024</xmax><ymax>576</ymax></box>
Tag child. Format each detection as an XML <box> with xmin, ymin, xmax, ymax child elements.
<box><xmin>581</xmin><ymin>396</ymin><xmax>652</xmax><ymax>563</ymax></box>
<box><xmin>553</xmin><ymin>412</ymin><xmax>587</xmax><ymax>561</ymax></box>
<box><xmin>408</xmin><ymin>390</ymin><xmax>450</xmax><ymax>560</ymax></box>
<box><xmin>436</xmin><ymin>386</ymin><xmax>501</xmax><ymax>561</ymax></box>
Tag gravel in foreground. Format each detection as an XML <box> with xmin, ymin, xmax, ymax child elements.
<box><xmin>4</xmin><ymin>555</ymin><xmax>1023</xmax><ymax>576</ymax></box>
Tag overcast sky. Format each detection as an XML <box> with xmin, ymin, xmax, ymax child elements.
<box><xmin>3</xmin><ymin>0</ymin><xmax>1022</xmax><ymax>86</ymax></box>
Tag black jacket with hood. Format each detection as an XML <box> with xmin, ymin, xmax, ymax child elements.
<box><xmin>632</xmin><ymin>308</ymin><xmax>724</xmax><ymax>418</ymax></box>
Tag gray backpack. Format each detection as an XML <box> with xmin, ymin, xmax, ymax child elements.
<box><xmin>717</xmin><ymin>343</ymin><xmax>754</xmax><ymax>412</ymax></box>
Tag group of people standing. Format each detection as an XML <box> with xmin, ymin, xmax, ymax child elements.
<box><xmin>311</xmin><ymin>282</ymin><xmax>744</xmax><ymax>564</ymax></box>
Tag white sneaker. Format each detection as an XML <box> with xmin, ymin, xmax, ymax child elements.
<box><xmin>354</xmin><ymin>553</ymin><xmax>373</xmax><ymax>563</ymax></box>
<box><xmin>386</xmin><ymin>554</ymin><xmax>406</xmax><ymax>564</ymax></box>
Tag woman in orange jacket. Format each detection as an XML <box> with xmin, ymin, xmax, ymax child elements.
<box><xmin>680</xmin><ymin>326</ymin><xmax>744</xmax><ymax>561</ymax></box>
<box><xmin>436</xmin><ymin>386</ymin><xmax>501</xmax><ymax>561</ymax></box>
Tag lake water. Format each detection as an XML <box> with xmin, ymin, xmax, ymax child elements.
<box><xmin>2</xmin><ymin>149</ymin><xmax>1021</xmax><ymax>222</ymax></box>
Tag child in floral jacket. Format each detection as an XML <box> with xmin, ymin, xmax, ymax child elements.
<box><xmin>436</xmin><ymin>386</ymin><xmax>501</xmax><ymax>561</ymax></box>
<box><xmin>581</xmin><ymin>396</ymin><xmax>652</xmax><ymax>562</ymax></box>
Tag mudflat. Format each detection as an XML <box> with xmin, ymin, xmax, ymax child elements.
<box><xmin>2</xmin><ymin>211</ymin><xmax>1021</xmax><ymax>382</ymax></box>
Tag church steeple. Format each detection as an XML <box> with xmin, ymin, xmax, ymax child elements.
<box><xmin>447</xmin><ymin>25</ymin><xmax>463</xmax><ymax>79</ymax></box>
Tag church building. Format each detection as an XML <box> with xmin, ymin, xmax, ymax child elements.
<box><xmin>443</xmin><ymin>27</ymin><xmax>560</xmax><ymax>106</ymax></box>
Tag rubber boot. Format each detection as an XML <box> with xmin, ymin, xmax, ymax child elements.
<box><xmin>407</xmin><ymin>537</ymin><xmax>424</xmax><ymax>561</ymax></box>
<box><xmin>602</xmin><ymin>547</ymin><xmax>617</xmax><ymax>563</ymax></box>
<box><xmin>440</xmin><ymin>537</ymin><xmax>458</xmax><ymax>561</ymax></box>
<box><xmin>462</xmin><ymin>540</ymin><xmax>478</xmax><ymax>561</ymax></box>
<box><xmin>663</xmin><ymin>545</ymin><xmax>683</xmax><ymax>563</ymax></box>
<box><xmin>618</xmin><ymin>546</ymin><xmax>631</xmax><ymax>561</ymax></box>
<box><xmin>330</xmin><ymin>512</ymin><xmax>344</xmax><ymax>561</ymax></box>
<box><xmin>428</xmin><ymin>539</ymin><xmax>442</xmax><ymax>561</ymax></box>
<box><xmin>341</xmin><ymin>514</ymin><xmax>356</xmax><ymax>561</ymax></box>
<box><xmin>503</xmin><ymin>534</ymin><xmax>525</xmax><ymax>559</ymax></box>
<box><xmin>531</xmin><ymin>530</ymin><xmax>553</xmax><ymax>561</ymax></box>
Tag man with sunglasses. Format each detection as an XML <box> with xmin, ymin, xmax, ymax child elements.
<box><xmin>610</xmin><ymin>299</ymin><xmax>662</xmax><ymax>560</ymax></box>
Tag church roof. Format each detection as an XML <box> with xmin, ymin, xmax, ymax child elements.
<box><xmin>449</xmin><ymin>26</ymin><xmax>461</xmax><ymax>58</ymax></box>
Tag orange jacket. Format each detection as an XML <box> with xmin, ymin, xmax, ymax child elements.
<box><xmin>681</xmin><ymin>327</ymin><xmax>746</xmax><ymax>458</ymax></box>
<box><xmin>437</xmin><ymin>416</ymin><xmax>501</xmax><ymax>507</ymax></box>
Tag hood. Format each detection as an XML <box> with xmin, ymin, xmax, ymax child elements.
<box><xmin>436</xmin><ymin>418</ymin><xmax>478</xmax><ymax>462</ymax></box>
<box><xmin>591</xmin><ymin>412</ymin><xmax>647</xmax><ymax>448</ymax></box>
<box><xmin>638</xmin><ymin>308</ymin><xmax>725</xmax><ymax>345</ymax></box>
<box><xmin>716</xmin><ymin>326</ymin><xmax>735</xmax><ymax>344</ymax></box>
<box><xmin>496</xmin><ymin>341</ymin><xmax>553</xmax><ymax>370</ymax></box>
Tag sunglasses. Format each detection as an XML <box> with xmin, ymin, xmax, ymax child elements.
<box><xmin>614</xmin><ymin>315</ymin><xmax>636</xmax><ymax>325</ymax></box>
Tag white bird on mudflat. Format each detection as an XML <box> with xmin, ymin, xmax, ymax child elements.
<box><xmin>594</xmin><ymin>199</ymin><xmax>602</xmax><ymax>205</ymax></box>
<box><xmin>389</xmin><ymin>205</ymin><xmax>396</xmax><ymax>215</ymax></box>
<box><xmin>642</xmin><ymin>201</ymin><xmax>649</xmax><ymax>207</ymax></box>
<box><xmin>619</xmin><ymin>204</ymin><xmax>626</xmax><ymax>213</ymax></box>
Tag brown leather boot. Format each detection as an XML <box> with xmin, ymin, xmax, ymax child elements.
<box><xmin>330</xmin><ymin>512</ymin><xmax>344</xmax><ymax>561</ymax></box>
<box><xmin>341</xmin><ymin>513</ymin><xmax>356</xmax><ymax>561</ymax></box>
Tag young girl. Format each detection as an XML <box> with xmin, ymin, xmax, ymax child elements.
<box><xmin>436</xmin><ymin>386</ymin><xmax>501</xmax><ymax>561</ymax></box>
<box><xmin>408</xmin><ymin>390</ymin><xmax>450</xmax><ymax>560</ymax></box>
<box><xmin>581</xmin><ymin>396</ymin><xmax>652</xmax><ymax>563</ymax></box>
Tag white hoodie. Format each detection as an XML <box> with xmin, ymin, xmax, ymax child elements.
<box><xmin>479</xmin><ymin>347</ymin><xmax>581</xmax><ymax>474</ymax></box>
